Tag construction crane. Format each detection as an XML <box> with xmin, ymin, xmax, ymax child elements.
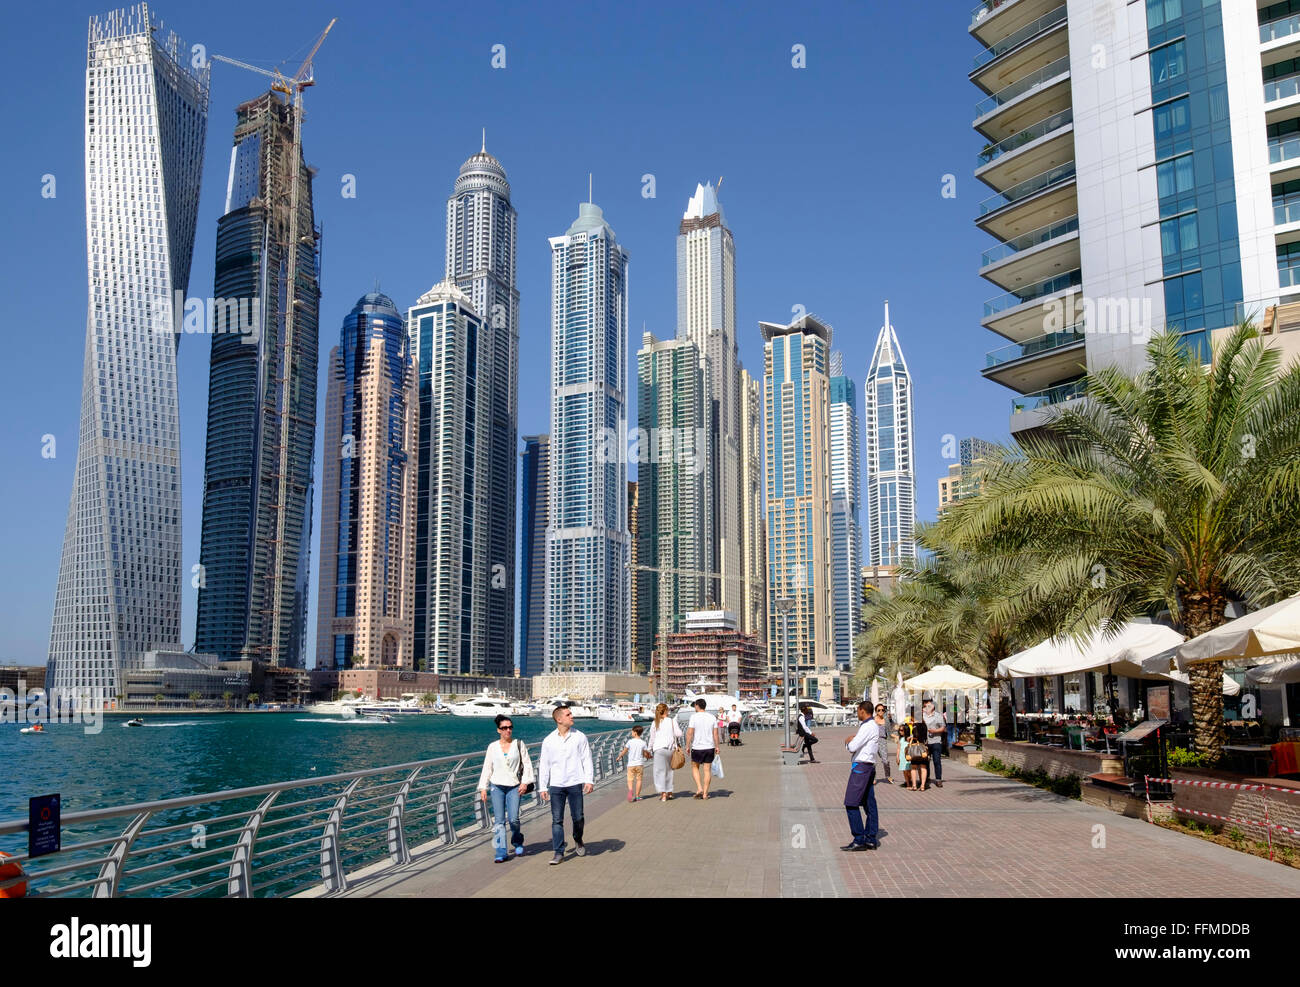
<box><xmin>211</xmin><ymin>19</ymin><xmax>335</xmax><ymax>665</ymax></box>
<box><xmin>627</xmin><ymin>560</ymin><xmax>725</xmax><ymax>694</ymax></box>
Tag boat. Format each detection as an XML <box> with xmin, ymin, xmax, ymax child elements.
<box><xmin>676</xmin><ymin>680</ymin><xmax>759</xmax><ymax>722</ymax></box>
<box><xmin>542</xmin><ymin>695</ymin><xmax>597</xmax><ymax>719</ymax></box>
<box><xmin>788</xmin><ymin>698</ymin><xmax>853</xmax><ymax>726</ymax></box>
<box><xmin>19</xmin><ymin>725</ymin><xmax>46</xmax><ymax>734</ymax></box>
<box><xmin>304</xmin><ymin>695</ymin><xmax>369</xmax><ymax>717</ymax></box>
<box><xmin>449</xmin><ymin>692</ymin><xmax>518</xmax><ymax>717</ymax></box>
<box><xmin>357</xmin><ymin>695</ymin><xmax>426</xmax><ymax>717</ymax></box>
<box><xmin>124</xmin><ymin>718</ymin><xmax>144</xmax><ymax>727</ymax></box>
<box><xmin>596</xmin><ymin>701</ymin><xmax>652</xmax><ymax>722</ymax></box>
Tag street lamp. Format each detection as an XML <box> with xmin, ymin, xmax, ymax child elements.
<box><xmin>774</xmin><ymin>597</ymin><xmax>795</xmax><ymax>749</ymax></box>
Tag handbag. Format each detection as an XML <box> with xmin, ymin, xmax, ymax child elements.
<box><xmin>670</xmin><ymin>746</ymin><xmax>686</xmax><ymax>770</ymax></box>
<box><xmin>906</xmin><ymin>741</ymin><xmax>929</xmax><ymax>762</ymax></box>
<box><xmin>514</xmin><ymin>740</ymin><xmax>535</xmax><ymax>794</ymax></box>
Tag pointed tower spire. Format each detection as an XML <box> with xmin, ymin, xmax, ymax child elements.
<box><xmin>588</xmin><ymin>172</ymin><xmax>593</xmax><ymax>204</ymax></box>
<box><xmin>481</xmin><ymin>127</ymin><xmax>486</xmax><ymax>153</ymax></box>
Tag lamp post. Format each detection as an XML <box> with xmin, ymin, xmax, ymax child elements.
<box><xmin>775</xmin><ymin>597</ymin><xmax>795</xmax><ymax>749</ymax></box>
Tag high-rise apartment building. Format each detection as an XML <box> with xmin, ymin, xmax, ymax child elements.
<box><xmin>195</xmin><ymin>90</ymin><xmax>321</xmax><ymax>668</ymax></box>
<box><xmin>409</xmin><ymin>281</ymin><xmax>488</xmax><ymax>674</ymax></box>
<box><xmin>938</xmin><ymin>463</ymin><xmax>964</xmax><ymax>513</ymax></box>
<box><xmin>864</xmin><ymin>304</ymin><xmax>915</xmax><ymax>566</ymax></box>
<box><xmin>761</xmin><ymin>313</ymin><xmax>834</xmax><ymax>674</ymax></box>
<box><xmin>446</xmin><ymin>140</ymin><xmax>518</xmax><ymax>675</ymax></box>
<box><xmin>635</xmin><ymin>333</ymin><xmax>713</xmax><ymax>675</ymax></box>
<box><xmin>546</xmin><ymin>200</ymin><xmax>631</xmax><ymax>673</ymax></box>
<box><xmin>738</xmin><ymin>368</ymin><xmax>767</xmax><ymax>648</ymax></box>
<box><xmin>627</xmin><ymin>480</ymin><xmax>640</xmax><ymax>675</ymax></box>
<box><xmin>48</xmin><ymin>6</ymin><xmax>209</xmax><ymax>701</ymax></box>
<box><xmin>971</xmin><ymin>0</ymin><xmax>1284</xmax><ymax>432</ymax></box>
<box><xmin>958</xmin><ymin>435</ymin><xmax>998</xmax><ymax>500</ymax></box>
<box><xmin>829</xmin><ymin>352</ymin><xmax>863</xmax><ymax>671</ymax></box>
<box><xmin>519</xmin><ymin>434</ymin><xmax>550</xmax><ymax>679</ymax></box>
<box><xmin>316</xmin><ymin>293</ymin><xmax>417</xmax><ymax>671</ymax></box>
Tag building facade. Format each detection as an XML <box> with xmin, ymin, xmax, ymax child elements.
<box><xmin>635</xmin><ymin>333</ymin><xmax>713</xmax><ymax>675</ymax></box>
<box><xmin>48</xmin><ymin>7</ymin><xmax>209</xmax><ymax>702</ymax></box>
<box><xmin>409</xmin><ymin>281</ymin><xmax>489</xmax><ymax>674</ymax></box>
<box><xmin>446</xmin><ymin>141</ymin><xmax>519</xmax><ymax>675</ymax></box>
<box><xmin>316</xmin><ymin>292</ymin><xmax>417</xmax><ymax>672</ymax></box>
<box><xmin>739</xmin><ymin>368</ymin><xmax>768</xmax><ymax>650</ymax></box>
<box><xmin>196</xmin><ymin>90</ymin><xmax>321</xmax><ymax>668</ymax></box>
<box><xmin>829</xmin><ymin>354</ymin><xmax>863</xmax><ymax>671</ymax></box>
<box><xmin>864</xmin><ymin>304</ymin><xmax>915</xmax><ymax>566</ymax></box>
<box><xmin>938</xmin><ymin>463</ymin><xmax>964</xmax><ymax>513</ymax></box>
<box><xmin>546</xmin><ymin>201</ymin><xmax>631</xmax><ymax>674</ymax></box>
<box><xmin>661</xmin><ymin>610</ymin><xmax>766</xmax><ymax>699</ymax></box>
<box><xmin>519</xmin><ymin>434</ymin><xmax>550</xmax><ymax>679</ymax></box>
<box><xmin>762</xmin><ymin>313</ymin><xmax>834</xmax><ymax>675</ymax></box>
<box><xmin>627</xmin><ymin>480</ymin><xmax>640</xmax><ymax>675</ymax></box>
<box><xmin>971</xmin><ymin>1</ymin><xmax>1280</xmax><ymax>432</ymax></box>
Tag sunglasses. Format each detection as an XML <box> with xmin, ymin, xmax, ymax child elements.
<box><xmin>498</xmin><ymin>725</ymin><xmax>513</xmax><ymax>730</ymax></box>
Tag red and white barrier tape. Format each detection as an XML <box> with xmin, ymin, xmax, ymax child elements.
<box><xmin>1169</xmin><ymin>805</ymin><xmax>1300</xmax><ymax>837</ymax></box>
<box><xmin>1145</xmin><ymin>776</ymin><xmax>1299</xmax><ymax>796</ymax></box>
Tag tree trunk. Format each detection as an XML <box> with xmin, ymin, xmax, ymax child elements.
<box><xmin>985</xmin><ymin>633</ymin><xmax>1015</xmax><ymax>740</ymax></box>
<box><xmin>1182</xmin><ymin>590</ymin><xmax>1227</xmax><ymax>763</ymax></box>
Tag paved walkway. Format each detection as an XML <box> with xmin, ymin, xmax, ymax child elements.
<box><xmin>322</xmin><ymin>726</ymin><xmax>1300</xmax><ymax>898</ymax></box>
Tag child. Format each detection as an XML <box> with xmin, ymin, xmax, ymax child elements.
<box><xmin>616</xmin><ymin>725</ymin><xmax>648</xmax><ymax>802</ymax></box>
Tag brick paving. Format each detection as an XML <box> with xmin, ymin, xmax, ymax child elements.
<box><xmin>322</xmin><ymin>725</ymin><xmax>1300</xmax><ymax>898</ymax></box>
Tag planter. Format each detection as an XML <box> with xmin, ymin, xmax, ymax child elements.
<box><xmin>781</xmin><ymin>747</ymin><xmax>803</xmax><ymax>766</ymax></box>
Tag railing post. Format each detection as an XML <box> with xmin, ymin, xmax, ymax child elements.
<box><xmin>388</xmin><ymin>767</ymin><xmax>422</xmax><ymax>866</ymax></box>
<box><xmin>438</xmin><ymin>759</ymin><xmax>466</xmax><ymax>847</ymax></box>
<box><xmin>93</xmin><ymin>811</ymin><xmax>152</xmax><ymax>898</ymax></box>
<box><xmin>320</xmin><ymin>778</ymin><xmax>360</xmax><ymax>894</ymax></box>
<box><xmin>228</xmin><ymin>790</ymin><xmax>279</xmax><ymax>898</ymax></box>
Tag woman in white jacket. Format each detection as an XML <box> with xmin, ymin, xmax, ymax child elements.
<box><xmin>477</xmin><ymin>713</ymin><xmax>535</xmax><ymax>862</ymax></box>
<box><xmin>646</xmin><ymin>702</ymin><xmax>684</xmax><ymax>801</ymax></box>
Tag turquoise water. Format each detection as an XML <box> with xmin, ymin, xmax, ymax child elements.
<box><xmin>0</xmin><ymin>712</ymin><xmax>629</xmax><ymax>827</ymax></box>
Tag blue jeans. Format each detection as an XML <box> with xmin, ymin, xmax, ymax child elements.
<box><xmin>845</xmin><ymin>763</ymin><xmax>878</xmax><ymax>846</ymax></box>
<box><xmin>548</xmin><ymin>784</ymin><xmax>585</xmax><ymax>854</ymax></box>
<box><xmin>489</xmin><ymin>784</ymin><xmax>522</xmax><ymax>856</ymax></box>
<box><xmin>928</xmin><ymin>743</ymin><xmax>943</xmax><ymax>781</ymax></box>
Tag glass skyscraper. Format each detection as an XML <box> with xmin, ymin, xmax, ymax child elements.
<box><xmin>316</xmin><ymin>293</ymin><xmax>417</xmax><ymax>671</ymax></box>
<box><xmin>864</xmin><ymin>304</ymin><xmax>915</xmax><ymax>567</ymax></box>
<box><xmin>195</xmin><ymin>90</ymin><xmax>321</xmax><ymax>667</ymax></box>
<box><xmin>48</xmin><ymin>5</ymin><xmax>209</xmax><ymax>701</ymax></box>
<box><xmin>829</xmin><ymin>352</ymin><xmax>863</xmax><ymax>670</ymax></box>
<box><xmin>519</xmin><ymin>434</ymin><xmax>550</xmax><ymax>679</ymax></box>
<box><xmin>546</xmin><ymin>201</ymin><xmax>631</xmax><ymax>674</ymax></box>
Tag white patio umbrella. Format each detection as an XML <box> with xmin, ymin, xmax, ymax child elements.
<box><xmin>1245</xmin><ymin>658</ymin><xmax>1300</xmax><ymax>686</ymax></box>
<box><xmin>903</xmin><ymin>665</ymin><xmax>987</xmax><ymax>691</ymax></box>
<box><xmin>1163</xmin><ymin>670</ymin><xmax>1242</xmax><ymax>696</ymax></box>
<box><xmin>870</xmin><ymin>679</ymin><xmax>880</xmax><ymax>708</ymax></box>
<box><xmin>1176</xmin><ymin>592</ymin><xmax>1300</xmax><ymax>669</ymax></box>
<box><xmin>999</xmin><ymin>622</ymin><xmax>1182</xmax><ymax>679</ymax></box>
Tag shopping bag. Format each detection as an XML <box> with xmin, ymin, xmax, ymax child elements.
<box><xmin>712</xmin><ymin>754</ymin><xmax>724</xmax><ymax>779</ymax></box>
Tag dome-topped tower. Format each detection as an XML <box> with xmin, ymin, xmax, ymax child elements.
<box><xmin>454</xmin><ymin>131</ymin><xmax>510</xmax><ymax>196</ymax></box>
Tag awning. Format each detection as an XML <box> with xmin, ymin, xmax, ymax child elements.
<box><xmin>903</xmin><ymin>665</ymin><xmax>987</xmax><ymax>691</ymax></box>
<box><xmin>1176</xmin><ymin>592</ymin><xmax>1300</xmax><ymax>668</ymax></box>
<box><xmin>1162</xmin><ymin>670</ymin><xmax>1242</xmax><ymax>696</ymax></box>
<box><xmin>998</xmin><ymin>622</ymin><xmax>1183</xmax><ymax>679</ymax></box>
<box><xmin>1245</xmin><ymin>658</ymin><xmax>1300</xmax><ymax>686</ymax></box>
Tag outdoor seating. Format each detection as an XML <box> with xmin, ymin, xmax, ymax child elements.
<box><xmin>1064</xmin><ymin>725</ymin><xmax>1086</xmax><ymax>750</ymax></box>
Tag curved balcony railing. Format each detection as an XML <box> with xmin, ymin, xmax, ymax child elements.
<box><xmin>1264</xmin><ymin>69</ymin><xmax>1300</xmax><ymax>104</ymax></box>
<box><xmin>984</xmin><ymin>269</ymin><xmax>1082</xmax><ymax>319</ymax></box>
<box><xmin>971</xmin><ymin>0</ymin><xmax>1016</xmax><ymax>28</ymax></box>
<box><xmin>1011</xmin><ymin>378</ymin><xmax>1086</xmax><ymax>414</ymax></box>
<box><xmin>986</xmin><ymin>324</ymin><xmax>1085</xmax><ymax>367</ymax></box>
<box><xmin>973</xmin><ymin>4</ymin><xmax>1066</xmax><ymax>70</ymax></box>
<box><xmin>978</xmin><ymin>107</ymin><xmax>1073</xmax><ymax>166</ymax></box>
<box><xmin>1261</xmin><ymin>12</ymin><xmax>1300</xmax><ymax>43</ymax></box>
<box><xmin>979</xmin><ymin>161</ymin><xmax>1076</xmax><ymax>216</ymax></box>
<box><xmin>981</xmin><ymin>215</ymin><xmax>1079</xmax><ymax>268</ymax></box>
<box><xmin>1270</xmin><ymin>134</ymin><xmax>1300</xmax><ymax>166</ymax></box>
<box><xmin>975</xmin><ymin>55</ymin><xmax>1070</xmax><ymax>118</ymax></box>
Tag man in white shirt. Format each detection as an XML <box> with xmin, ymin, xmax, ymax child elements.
<box><xmin>538</xmin><ymin>705</ymin><xmax>594</xmax><ymax>865</ymax></box>
<box><xmin>727</xmin><ymin>704</ymin><xmax>743</xmax><ymax>746</ymax></box>
<box><xmin>842</xmin><ymin>701</ymin><xmax>880</xmax><ymax>851</ymax></box>
<box><xmin>684</xmin><ymin>698</ymin><xmax>722</xmax><ymax>799</ymax></box>
<box><xmin>923</xmin><ymin>699</ymin><xmax>947</xmax><ymax>789</ymax></box>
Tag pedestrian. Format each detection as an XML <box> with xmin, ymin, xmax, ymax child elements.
<box><xmin>796</xmin><ymin>704</ymin><xmax>819</xmax><ymax>763</ymax></box>
<box><xmin>922</xmin><ymin>698</ymin><xmax>947</xmax><ymax>789</ymax></box>
<box><xmin>538</xmin><ymin>704</ymin><xmax>594</xmax><ymax>864</ymax></box>
<box><xmin>841</xmin><ymin>701</ymin><xmax>880</xmax><ymax>851</ymax></box>
<box><xmin>647</xmin><ymin>702</ymin><xmax>683</xmax><ymax>801</ymax></box>
<box><xmin>476</xmin><ymin>713</ymin><xmax>534</xmax><ymax>863</ymax></box>
<box><xmin>900</xmin><ymin>712</ymin><xmax>929</xmax><ymax>791</ymax></box>
<box><xmin>873</xmin><ymin>703</ymin><xmax>892</xmax><ymax>784</ymax></box>
<box><xmin>727</xmin><ymin>704</ymin><xmax>743</xmax><ymax>746</ymax></box>
<box><xmin>615</xmin><ymin>724</ymin><xmax>649</xmax><ymax>801</ymax></box>
<box><xmin>685</xmin><ymin>698</ymin><xmax>721</xmax><ymax>799</ymax></box>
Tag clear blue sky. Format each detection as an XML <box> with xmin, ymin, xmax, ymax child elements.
<box><xmin>0</xmin><ymin>1</ymin><xmax>1012</xmax><ymax>665</ymax></box>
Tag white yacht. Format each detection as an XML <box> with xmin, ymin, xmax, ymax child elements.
<box><xmin>449</xmin><ymin>693</ymin><xmax>518</xmax><ymax>718</ymax></box>
<box><xmin>305</xmin><ymin>695</ymin><xmax>368</xmax><ymax>717</ymax></box>
<box><xmin>543</xmin><ymin>695</ymin><xmax>597</xmax><ymax>719</ymax></box>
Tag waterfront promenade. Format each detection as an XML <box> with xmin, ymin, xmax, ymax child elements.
<box><xmin>313</xmin><ymin>726</ymin><xmax>1300</xmax><ymax>898</ymax></box>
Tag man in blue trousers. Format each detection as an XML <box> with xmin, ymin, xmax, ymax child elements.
<box><xmin>842</xmin><ymin>700</ymin><xmax>880</xmax><ymax>851</ymax></box>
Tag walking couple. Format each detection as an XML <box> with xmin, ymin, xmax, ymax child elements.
<box><xmin>645</xmin><ymin>698</ymin><xmax>723</xmax><ymax>800</ymax></box>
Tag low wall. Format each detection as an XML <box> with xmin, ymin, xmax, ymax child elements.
<box><xmin>981</xmin><ymin>739</ymin><xmax>1123</xmax><ymax>779</ymax></box>
<box><xmin>1169</xmin><ymin>770</ymin><xmax>1300</xmax><ymax>850</ymax></box>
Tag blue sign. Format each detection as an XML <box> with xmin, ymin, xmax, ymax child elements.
<box><xmin>29</xmin><ymin>793</ymin><xmax>60</xmax><ymax>858</ymax></box>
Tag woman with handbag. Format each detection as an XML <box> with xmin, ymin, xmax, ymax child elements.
<box><xmin>900</xmin><ymin>714</ymin><xmax>929</xmax><ymax>792</ymax></box>
<box><xmin>477</xmin><ymin>713</ymin><xmax>535</xmax><ymax>862</ymax></box>
<box><xmin>647</xmin><ymin>702</ymin><xmax>684</xmax><ymax>801</ymax></box>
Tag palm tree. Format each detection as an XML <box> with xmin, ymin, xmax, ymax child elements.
<box><xmin>188</xmin><ymin>691</ymin><xmax>201</xmax><ymax>710</ymax></box>
<box><xmin>222</xmin><ymin>691</ymin><xmax>233</xmax><ymax>710</ymax></box>
<box><xmin>942</xmin><ymin>326</ymin><xmax>1300</xmax><ymax>761</ymax></box>
<box><xmin>247</xmin><ymin>692</ymin><xmax>260</xmax><ymax>709</ymax></box>
<box><xmin>154</xmin><ymin>693</ymin><xmax>164</xmax><ymax>709</ymax></box>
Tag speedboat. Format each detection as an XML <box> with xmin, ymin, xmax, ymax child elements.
<box><xmin>450</xmin><ymin>693</ymin><xmax>518</xmax><ymax>717</ymax></box>
<box><xmin>20</xmin><ymin>724</ymin><xmax>46</xmax><ymax>734</ymax></box>
<box><xmin>124</xmin><ymin>718</ymin><xmax>144</xmax><ymax>727</ymax></box>
<box><xmin>304</xmin><ymin>695</ymin><xmax>369</xmax><ymax>717</ymax></box>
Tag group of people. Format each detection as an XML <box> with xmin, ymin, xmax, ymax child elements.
<box><xmin>476</xmin><ymin>698</ymin><xmax>731</xmax><ymax>865</ymax></box>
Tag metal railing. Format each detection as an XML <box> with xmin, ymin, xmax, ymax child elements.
<box><xmin>975</xmin><ymin>55</ymin><xmax>1070</xmax><ymax>118</ymax></box>
<box><xmin>981</xmin><ymin>214</ymin><xmax>1078</xmax><ymax>267</ymax></box>
<box><xmin>0</xmin><ymin>728</ymin><xmax>632</xmax><ymax>899</ymax></box>
<box><xmin>1276</xmin><ymin>196</ymin><xmax>1300</xmax><ymax>226</ymax></box>
<box><xmin>978</xmin><ymin>107</ymin><xmax>1073</xmax><ymax>166</ymax></box>
<box><xmin>1270</xmin><ymin>134</ymin><xmax>1300</xmax><ymax>166</ymax></box>
<box><xmin>1264</xmin><ymin>69</ymin><xmax>1300</xmax><ymax>104</ymax></box>
<box><xmin>1010</xmin><ymin>377</ymin><xmax>1086</xmax><ymax>414</ymax></box>
<box><xmin>978</xmin><ymin>161</ymin><xmax>1076</xmax><ymax>216</ymax></box>
<box><xmin>973</xmin><ymin>4</ymin><xmax>1066</xmax><ymax>70</ymax></box>
<box><xmin>971</xmin><ymin>0</ymin><xmax>1018</xmax><ymax>29</ymax></box>
<box><xmin>986</xmin><ymin>323</ymin><xmax>1085</xmax><ymax>367</ymax></box>
<box><xmin>984</xmin><ymin>269</ymin><xmax>1082</xmax><ymax>318</ymax></box>
<box><xmin>1261</xmin><ymin>11</ymin><xmax>1300</xmax><ymax>44</ymax></box>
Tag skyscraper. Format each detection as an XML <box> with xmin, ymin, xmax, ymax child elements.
<box><xmin>864</xmin><ymin>304</ymin><xmax>915</xmax><ymax>567</ymax></box>
<box><xmin>829</xmin><ymin>351</ymin><xmax>863</xmax><ymax>671</ymax></box>
<box><xmin>195</xmin><ymin>89</ymin><xmax>321</xmax><ymax>668</ymax></box>
<box><xmin>409</xmin><ymin>281</ymin><xmax>488</xmax><ymax>674</ymax></box>
<box><xmin>519</xmin><ymin>434</ymin><xmax>550</xmax><ymax>679</ymax></box>
<box><xmin>48</xmin><ymin>6</ymin><xmax>209</xmax><ymax>701</ymax></box>
<box><xmin>315</xmin><ymin>292</ymin><xmax>417</xmax><ymax>671</ymax></box>
<box><xmin>446</xmin><ymin>140</ymin><xmax>518</xmax><ymax>675</ymax></box>
<box><xmin>761</xmin><ymin>313</ymin><xmax>834</xmax><ymax>675</ymax></box>
<box><xmin>738</xmin><ymin>369</ymin><xmax>768</xmax><ymax>649</ymax></box>
<box><xmin>546</xmin><ymin>200</ymin><xmax>630</xmax><ymax>674</ymax></box>
<box><xmin>970</xmin><ymin>2</ymin><xmax>1279</xmax><ymax>431</ymax></box>
<box><xmin>958</xmin><ymin>436</ymin><xmax>998</xmax><ymax>501</ymax></box>
<box><xmin>636</xmin><ymin>332</ymin><xmax>712</xmax><ymax>675</ymax></box>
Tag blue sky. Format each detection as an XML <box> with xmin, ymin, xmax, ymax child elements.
<box><xmin>0</xmin><ymin>1</ymin><xmax>1012</xmax><ymax>665</ymax></box>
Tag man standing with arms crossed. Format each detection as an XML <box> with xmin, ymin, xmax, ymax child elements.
<box><xmin>539</xmin><ymin>705</ymin><xmax>594</xmax><ymax>865</ymax></box>
<box><xmin>842</xmin><ymin>701</ymin><xmax>880</xmax><ymax>851</ymax></box>
<box><xmin>923</xmin><ymin>698</ymin><xmax>947</xmax><ymax>789</ymax></box>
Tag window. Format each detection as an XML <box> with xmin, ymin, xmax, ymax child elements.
<box><xmin>1160</xmin><ymin>213</ymin><xmax>1198</xmax><ymax>254</ymax></box>
<box><xmin>1156</xmin><ymin>153</ymin><xmax>1194</xmax><ymax>198</ymax></box>
<box><xmin>1150</xmin><ymin>40</ymin><xmax>1187</xmax><ymax>87</ymax></box>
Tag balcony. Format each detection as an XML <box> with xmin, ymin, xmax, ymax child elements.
<box><xmin>1261</xmin><ymin>12</ymin><xmax>1300</xmax><ymax>44</ymax></box>
<box><xmin>977</xmin><ymin>107</ymin><xmax>1074</xmax><ymax>195</ymax></box>
<box><xmin>975</xmin><ymin>55</ymin><xmax>1070</xmax><ymax>119</ymax></box>
<box><xmin>984</xmin><ymin>325</ymin><xmax>1086</xmax><ymax>394</ymax></box>
<box><xmin>985</xmin><ymin>324</ymin><xmax>1085</xmax><ymax>367</ymax></box>
<box><xmin>1010</xmin><ymin>377</ymin><xmax>1086</xmax><ymax>415</ymax></box>
<box><xmin>981</xmin><ymin>216</ymin><xmax>1078</xmax><ymax>268</ymax></box>
<box><xmin>984</xmin><ymin>269</ymin><xmax>1082</xmax><ymax>320</ymax></box>
<box><xmin>979</xmin><ymin>161</ymin><xmax>1076</xmax><ymax>217</ymax></box>
<box><xmin>979</xmin><ymin>215</ymin><xmax>1080</xmax><ymax>291</ymax></box>
<box><xmin>1271</xmin><ymin>134</ymin><xmax>1300</xmax><ymax>168</ymax></box>
<box><xmin>978</xmin><ymin>107</ymin><xmax>1072</xmax><ymax>167</ymax></box>
<box><xmin>1265</xmin><ymin>70</ymin><xmax>1300</xmax><ymax>125</ymax></box>
<box><xmin>973</xmin><ymin>4</ymin><xmax>1066</xmax><ymax>72</ymax></box>
<box><xmin>970</xmin><ymin>0</ymin><xmax>1062</xmax><ymax>47</ymax></box>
